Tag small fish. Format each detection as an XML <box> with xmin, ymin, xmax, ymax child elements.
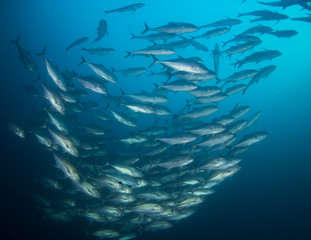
<box><xmin>65</xmin><ymin>37</ymin><xmax>88</xmax><ymax>51</ymax></box>
<box><xmin>105</xmin><ymin>3</ymin><xmax>145</xmax><ymax>14</ymax></box>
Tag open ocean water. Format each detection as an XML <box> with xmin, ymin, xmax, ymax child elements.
<box><xmin>0</xmin><ymin>0</ymin><xmax>311</xmax><ymax>239</ymax></box>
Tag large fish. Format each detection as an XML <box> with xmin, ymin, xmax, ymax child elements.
<box><xmin>37</xmin><ymin>47</ymin><xmax>68</xmax><ymax>92</ymax></box>
<box><xmin>94</xmin><ymin>19</ymin><xmax>108</xmax><ymax>41</ymax></box>
<box><xmin>232</xmin><ymin>50</ymin><xmax>282</xmax><ymax>68</ymax></box>
<box><xmin>142</xmin><ymin>22</ymin><xmax>199</xmax><ymax>34</ymax></box>
<box><xmin>65</xmin><ymin>36</ymin><xmax>88</xmax><ymax>51</ymax></box>
<box><xmin>105</xmin><ymin>3</ymin><xmax>145</xmax><ymax>14</ymax></box>
<box><xmin>11</xmin><ymin>36</ymin><xmax>37</xmax><ymax>73</ymax></box>
<box><xmin>79</xmin><ymin>56</ymin><xmax>117</xmax><ymax>83</ymax></box>
<box><xmin>201</xmin><ymin>18</ymin><xmax>242</xmax><ymax>28</ymax></box>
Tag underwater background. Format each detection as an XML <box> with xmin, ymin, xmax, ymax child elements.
<box><xmin>0</xmin><ymin>0</ymin><xmax>311</xmax><ymax>239</ymax></box>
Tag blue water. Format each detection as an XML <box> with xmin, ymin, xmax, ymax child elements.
<box><xmin>1</xmin><ymin>0</ymin><xmax>311</xmax><ymax>239</ymax></box>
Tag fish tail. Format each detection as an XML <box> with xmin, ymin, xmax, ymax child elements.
<box><xmin>32</xmin><ymin>74</ymin><xmax>41</xmax><ymax>83</ymax></box>
<box><xmin>242</xmin><ymin>85</ymin><xmax>249</xmax><ymax>95</ymax></box>
<box><xmin>124</xmin><ymin>51</ymin><xmax>132</xmax><ymax>58</ymax></box>
<box><xmin>148</xmin><ymin>55</ymin><xmax>159</xmax><ymax>68</ymax></box>
<box><xmin>148</xmin><ymin>71</ymin><xmax>155</xmax><ymax>77</ymax></box>
<box><xmin>36</xmin><ymin>46</ymin><xmax>46</xmax><ymax>58</ymax></box>
<box><xmin>130</xmin><ymin>33</ymin><xmax>136</xmax><ymax>39</ymax></box>
<box><xmin>78</xmin><ymin>56</ymin><xmax>86</xmax><ymax>66</ymax></box>
<box><xmin>119</xmin><ymin>88</ymin><xmax>126</xmax><ymax>96</ymax></box>
<box><xmin>141</xmin><ymin>23</ymin><xmax>150</xmax><ymax>34</ymax></box>
<box><xmin>215</xmin><ymin>77</ymin><xmax>221</xmax><ymax>85</ymax></box>
<box><xmin>10</xmin><ymin>35</ymin><xmax>20</xmax><ymax>45</ymax></box>
<box><xmin>105</xmin><ymin>9</ymin><xmax>113</xmax><ymax>14</ymax></box>
<box><xmin>231</xmin><ymin>60</ymin><xmax>241</xmax><ymax>68</ymax></box>
<box><xmin>153</xmin><ymin>83</ymin><xmax>160</xmax><ymax>89</ymax></box>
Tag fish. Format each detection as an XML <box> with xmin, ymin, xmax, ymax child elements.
<box><xmin>244</xmin><ymin>65</ymin><xmax>277</xmax><ymax>93</ymax></box>
<box><xmin>105</xmin><ymin>3</ymin><xmax>145</xmax><ymax>14</ymax></box>
<box><xmin>156</xmin><ymin>132</ymin><xmax>198</xmax><ymax>145</ymax></box>
<box><xmin>201</xmin><ymin>18</ymin><xmax>242</xmax><ymax>28</ymax></box>
<box><xmin>112</xmin><ymin>67</ymin><xmax>147</xmax><ymax>77</ymax></box>
<box><xmin>291</xmin><ymin>15</ymin><xmax>311</xmax><ymax>23</ymax></box>
<box><xmin>65</xmin><ymin>36</ymin><xmax>88</xmax><ymax>51</ymax></box>
<box><xmin>74</xmin><ymin>75</ymin><xmax>107</xmax><ymax>95</ymax></box>
<box><xmin>79</xmin><ymin>56</ymin><xmax>117</xmax><ymax>83</ymax></box>
<box><xmin>221</xmin><ymin>40</ymin><xmax>262</xmax><ymax>58</ymax></box>
<box><xmin>198</xmin><ymin>132</ymin><xmax>235</xmax><ymax>147</ymax></box>
<box><xmin>232</xmin><ymin>50</ymin><xmax>282</xmax><ymax>68</ymax></box>
<box><xmin>180</xmin><ymin>105</ymin><xmax>218</xmax><ymax>119</ymax></box>
<box><xmin>94</xmin><ymin>19</ymin><xmax>108</xmax><ymax>41</ymax></box>
<box><xmin>155</xmin><ymin>155</ymin><xmax>194</xmax><ymax>170</ymax></box>
<box><xmin>257</xmin><ymin>0</ymin><xmax>311</xmax><ymax>9</ymax></box>
<box><xmin>219</xmin><ymin>69</ymin><xmax>258</xmax><ymax>85</ymax></box>
<box><xmin>212</xmin><ymin>44</ymin><xmax>221</xmax><ymax>76</ymax></box>
<box><xmin>142</xmin><ymin>22</ymin><xmax>199</xmax><ymax>34</ymax></box>
<box><xmin>8</xmin><ymin>123</ymin><xmax>26</xmax><ymax>139</ymax></box>
<box><xmin>11</xmin><ymin>36</ymin><xmax>37</xmax><ymax>73</ymax></box>
<box><xmin>81</xmin><ymin>47</ymin><xmax>115</xmax><ymax>55</ymax></box>
<box><xmin>125</xmin><ymin>45</ymin><xmax>176</xmax><ymax>57</ymax></box>
<box><xmin>48</xmin><ymin>128</ymin><xmax>79</xmax><ymax>157</ymax></box>
<box><xmin>37</xmin><ymin>47</ymin><xmax>68</xmax><ymax>92</ymax></box>
<box><xmin>53</xmin><ymin>152</ymin><xmax>80</xmax><ymax>182</ymax></box>
<box><xmin>232</xmin><ymin>131</ymin><xmax>269</xmax><ymax>148</ymax></box>
<box><xmin>154</xmin><ymin>80</ymin><xmax>198</xmax><ymax>92</ymax></box>
<box><xmin>130</xmin><ymin>32</ymin><xmax>178</xmax><ymax>41</ymax></box>
<box><xmin>193</xmin><ymin>27</ymin><xmax>230</xmax><ymax>39</ymax></box>
<box><xmin>151</xmin><ymin>56</ymin><xmax>212</xmax><ymax>74</ymax></box>
<box><xmin>238</xmin><ymin>24</ymin><xmax>273</xmax><ymax>35</ymax></box>
<box><xmin>267</xmin><ymin>30</ymin><xmax>298</xmax><ymax>38</ymax></box>
<box><xmin>239</xmin><ymin>10</ymin><xmax>289</xmax><ymax>23</ymax></box>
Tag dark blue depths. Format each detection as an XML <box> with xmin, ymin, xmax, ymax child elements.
<box><xmin>0</xmin><ymin>0</ymin><xmax>311</xmax><ymax>240</ymax></box>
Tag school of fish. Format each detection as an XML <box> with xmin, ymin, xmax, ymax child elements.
<box><xmin>9</xmin><ymin>1</ymin><xmax>311</xmax><ymax>239</ymax></box>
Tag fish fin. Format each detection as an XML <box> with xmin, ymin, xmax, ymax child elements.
<box><xmin>36</xmin><ymin>46</ymin><xmax>46</xmax><ymax>57</ymax></box>
<box><xmin>148</xmin><ymin>70</ymin><xmax>155</xmax><ymax>77</ymax></box>
<box><xmin>141</xmin><ymin>23</ymin><xmax>150</xmax><ymax>34</ymax></box>
<box><xmin>111</xmin><ymin>67</ymin><xmax>116</xmax><ymax>73</ymax></box>
<box><xmin>153</xmin><ymin>83</ymin><xmax>160</xmax><ymax>89</ymax></box>
<box><xmin>32</xmin><ymin>74</ymin><xmax>41</xmax><ymax>83</ymax></box>
<box><xmin>215</xmin><ymin>77</ymin><xmax>221</xmax><ymax>84</ymax></box>
<box><xmin>231</xmin><ymin>60</ymin><xmax>241</xmax><ymax>68</ymax></box>
<box><xmin>124</xmin><ymin>51</ymin><xmax>132</xmax><ymax>58</ymax></box>
<box><xmin>119</xmin><ymin>88</ymin><xmax>126</xmax><ymax>96</ymax></box>
<box><xmin>78</xmin><ymin>56</ymin><xmax>86</xmax><ymax>66</ymax></box>
<box><xmin>130</xmin><ymin>33</ymin><xmax>136</xmax><ymax>39</ymax></box>
<box><xmin>10</xmin><ymin>35</ymin><xmax>20</xmax><ymax>45</ymax></box>
<box><xmin>148</xmin><ymin>55</ymin><xmax>159</xmax><ymax>68</ymax></box>
<box><xmin>242</xmin><ymin>85</ymin><xmax>249</xmax><ymax>95</ymax></box>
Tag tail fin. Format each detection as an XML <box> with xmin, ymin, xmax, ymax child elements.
<box><xmin>37</xmin><ymin>46</ymin><xmax>47</xmax><ymax>58</ymax></box>
<box><xmin>215</xmin><ymin>77</ymin><xmax>222</xmax><ymax>85</ymax></box>
<box><xmin>141</xmin><ymin>23</ymin><xmax>150</xmax><ymax>34</ymax></box>
<box><xmin>153</xmin><ymin>83</ymin><xmax>160</xmax><ymax>89</ymax></box>
<box><xmin>148</xmin><ymin>71</ymin><xmax>155</xmax><ymax>77</ymax></box>
<box><xmin>10</xmin><ymin>35</ymin><xmax>20</xmax><ymax>45</ymax></box>
<box><xmin>242</xmin><ymin>85</ymin><xmax>249</xmax><ymax>95</ymax></box>
<box><xmin>105</xmin><ymin>9</ymin><xmax>113</xmax><ymax>14</ymax></box>
<box><xmin>124</xmin><ymin>51</ymin><xmax>132</xmax><ymax>58</ymax></box>
<box><xmin>119</xmin><ymin>88</ymin><xmax>126</xmax><ymax>96</ymax></box>
<box><xmin>32</xmin><ymin>74</ymin><xmax>40</xmax><ymax>83</ymax></box>
<box><xmin>148</xmin><ymin>55</ymin><xmax>159</xmax><ymax>68</ymax></box>
<box><xmin>231</xmin><ymin>60</ymin><xmax>241</xmax><ymax>68</ymax></box>
<box><xmin>130</xmin><ymin>33</ymin><xmax>137</xmax><ymax>39</ymax></box>
<box><xmin>78</xmin><ymin>56</ymin><xmax>86</xmax><ymax>66</ymax></box>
